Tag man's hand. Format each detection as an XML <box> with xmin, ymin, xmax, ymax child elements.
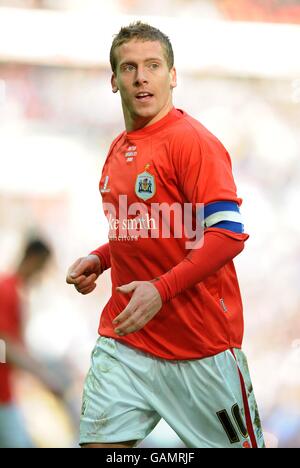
<box><xmin>66</xmin><ymin>255</ymin><xmax>101</xmax><ymax>295</ymax></box>
<box><xmin>113</xmin><ymin>281</ymin><xmax>163</xmax><ymax>336</ymax></box>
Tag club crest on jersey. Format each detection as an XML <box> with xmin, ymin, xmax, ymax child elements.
<box><xmin>135</xmin><ymin>166</ymin><xmax>156</xmax><ymax>201</ymax></box>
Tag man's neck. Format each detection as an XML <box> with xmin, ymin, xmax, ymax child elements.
<box><xmin>124</xmin><ymin>100</ymin><xmax>174</xmax><ymax>132</ymax></box>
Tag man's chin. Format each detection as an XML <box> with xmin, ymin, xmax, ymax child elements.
<box><xmin>132</xmin><ymin>109</ymin><xmax>156</xmax><ymax>123</ymax></box>
<box><xmin>134</xmin><ymin>107</ymin><xmax>156</xmax><ymax>118</ymax></box>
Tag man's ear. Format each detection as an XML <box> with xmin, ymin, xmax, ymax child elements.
<box><xmin>170</xmin><ymin>67</ymin><xmax>177</xmax><ymax>90</ymax></box>
<box><xmin>111</xmin><ymin>73</ymin><xmax>118</xmax><ymax>94</ymax></box>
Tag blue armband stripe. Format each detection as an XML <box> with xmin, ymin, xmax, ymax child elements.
<box><xmin>210</xmin><ymin>221</ymin><xmax>244</xmax><ymax>233</ymax></box>
<box><xmin>204</xmin><ymin>201</ymin><xmax>240</xmax><ymax>218</ymax></box>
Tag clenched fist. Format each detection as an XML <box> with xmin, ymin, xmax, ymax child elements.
<box><xmin>66</xmin><ymin>255</ymin><xmax>102</xmax><ymax>295</ymax></box>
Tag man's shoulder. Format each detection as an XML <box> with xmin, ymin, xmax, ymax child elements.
<box><xmin>170</xmin><ymin>110</ymin><xmax>226</xmax><ymax>151</ymax></box>
<box><xmin>101</xmin><ymin>132</ymin><xmax>126</xmax><ymax>165</ymax></box>
<box><xmin>109</xmin><ymin>131</ymin><xmax>126</xmax><ymax>150</ymax></box>
<box><xmin>0</xmin><ymin>273</ymin><xmax>12</xmax><ymax>286</ymax></box>
<box><xmin>0</xmin><ymin>274</ymin><xmax>18</xmax><ymax>299</ymax></box>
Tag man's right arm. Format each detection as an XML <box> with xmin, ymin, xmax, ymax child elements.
<box><xmin>0</xmin><ymin>289</ymin><xmax>65</xmax><ymax>398</ymax></box>
<box><xmin>0</xmin><ymin>333</ymin><xmax>65</xmax><ymax>398</ymax></box>
<box><xmin>89</xmin><ymin>243</ymin><xmax>111</xmax><ymax>273</ymax></box>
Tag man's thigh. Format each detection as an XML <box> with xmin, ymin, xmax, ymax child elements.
<box><xmin>148</xmin><ymin>348</ymin><xmax>265</xmax><ymax>448</ymax></box>
<box><xmin>79</xmin><ymin>337</ymin><xmax>161</xmax><ymax>447</ymax></box>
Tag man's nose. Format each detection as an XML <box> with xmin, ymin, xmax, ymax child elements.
<box><xmin>134</xmin><ymin>67</ymin><xmax>148</xmax><ymax>86</ymax></box>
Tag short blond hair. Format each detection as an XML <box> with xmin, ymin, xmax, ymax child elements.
<box><xmin>110</xmin><ymin>21</ymin><xmax>174</xmax><ymax>73</ymax></box>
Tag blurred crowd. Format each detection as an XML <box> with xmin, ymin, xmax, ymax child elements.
<box><xmin>0</xmin><ymin>0</ymin><xmax>300</xmax><ymax>24</ymax></box>
<box><xmin>0</xmin><ymin>0</ymin><xmax>300</xmax><ymax>449</ymax></box>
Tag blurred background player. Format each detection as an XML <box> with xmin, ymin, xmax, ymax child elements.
<box><xmin>67</xmin><ymin>22</ymin><xmax>265</xmax><ymax>448</ymax></box>
<box><xmin>0</xmin><ymin>238</ymin><xmax>65</xmax><ymax>448</ymax></box>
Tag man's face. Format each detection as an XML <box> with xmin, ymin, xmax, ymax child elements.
<box><xmin>111</xmin><ymin>40</ymin><xmax>177</xmax><ymax>129</ymax></box>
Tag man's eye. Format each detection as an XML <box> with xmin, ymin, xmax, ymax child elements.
<box><xmin>123</xmin><ymin>65</ymin><xmax>135</xmax><ymax>72</ymax></box>
<box><xmin>149</xmin><ymin>63</ymin><xmax>159</xmax><ymax>70</ymax></box>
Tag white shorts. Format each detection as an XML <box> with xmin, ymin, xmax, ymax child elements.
<box><xmin>79</xmin><ymin>336</ymin><xmax>265</xmax><ymax>448</ymax></box>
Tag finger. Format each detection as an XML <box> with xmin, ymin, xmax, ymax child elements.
<box><xmin>114</xmin><ymin>304</ymin><xmax>142</xmax><ymax>334</ymax></box>
<box><xmin>71</xmin><ymin>274</ymin><xmax>89</xmax><ymax>286</ymax></box>
<box><xmin>67</xmin><ymin>272</ymin><xmax>87</xmax><ymax>285</ymax></box>
<box><xmin>116</xmin><ymin>282</ymin><xmax>138</xmax><ymax>295</ymax></box>
<box><xmin>76</xmin><ymin>273</ymin><xmax>98</xmax><ymax>289</ymax></box>
<box><xmin>81</xmin><ymin>284</ymin><xmax>97</xmax><ymax>295</ymax></box>
<box><xmin>112</xmin><ymin>297</ymin><xmax>140</xmax><ymax>325</ymax></box>
<box><xmin>114</xmin><ymin>309</ymin><xmax>144</xmax><ymax>336</ymax></box>
<box><xmin>76</xmin><ymin>283</ymin><xmax>97</xmax><ymax>295</ymax></box>
<box><xmin>67</xmin><ymin>275</ymin><xmax>82</xmax><ymax>285</ymax></box>
<box><xmin>66</xmin><ymin>270</ymin><xmax>81</xmax><ymax>284</ymax></box>
<box><xmin>72</xmin><ymin>273</ymin><xmax>98</xmax><ymax>288</ymax></box>
<box><xmin>69</xmin><ymin>259</ymin><xmax>93</xmax><ymax>281</ymax></box>
<box><xmin>116</xmin><ymin>305</ymin><xmax>155</xmax><ymax>336</ymax></box>
<box><xmin>66</xmin><ymin>259</ymin><xmax>82</xmax><ymax>283</ymax></box>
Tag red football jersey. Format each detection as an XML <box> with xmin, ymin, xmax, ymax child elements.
<box><xmin>0</xmin><ymin>274</ymin><xmax>23</xmax><ymax>404</ymax></box>
<box><xmin>95</xmin><ymin>108</ymin><xmax>248</xmax><ymax>360</ymax></box>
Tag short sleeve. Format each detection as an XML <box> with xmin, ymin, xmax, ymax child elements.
<box><xmin>173</xmin><ymin>128</ymin><xmax>248</xmax><ymax>241</ymax></box>
<box><xmin>174</xmin><ymin>130</ymin><xmax>241</xmax><ymax>206</ymax></box>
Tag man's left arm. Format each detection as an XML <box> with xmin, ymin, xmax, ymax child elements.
<box><xmin>113</xmin><ymin>228</ymin><xmax>246</xmax><ymax>336</ymax></box>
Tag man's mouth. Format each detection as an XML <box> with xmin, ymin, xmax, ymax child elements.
<box><xmin>135</xmin><ymin>92</ymin><xmax>154</xmax><ymax>102</ymax></box>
